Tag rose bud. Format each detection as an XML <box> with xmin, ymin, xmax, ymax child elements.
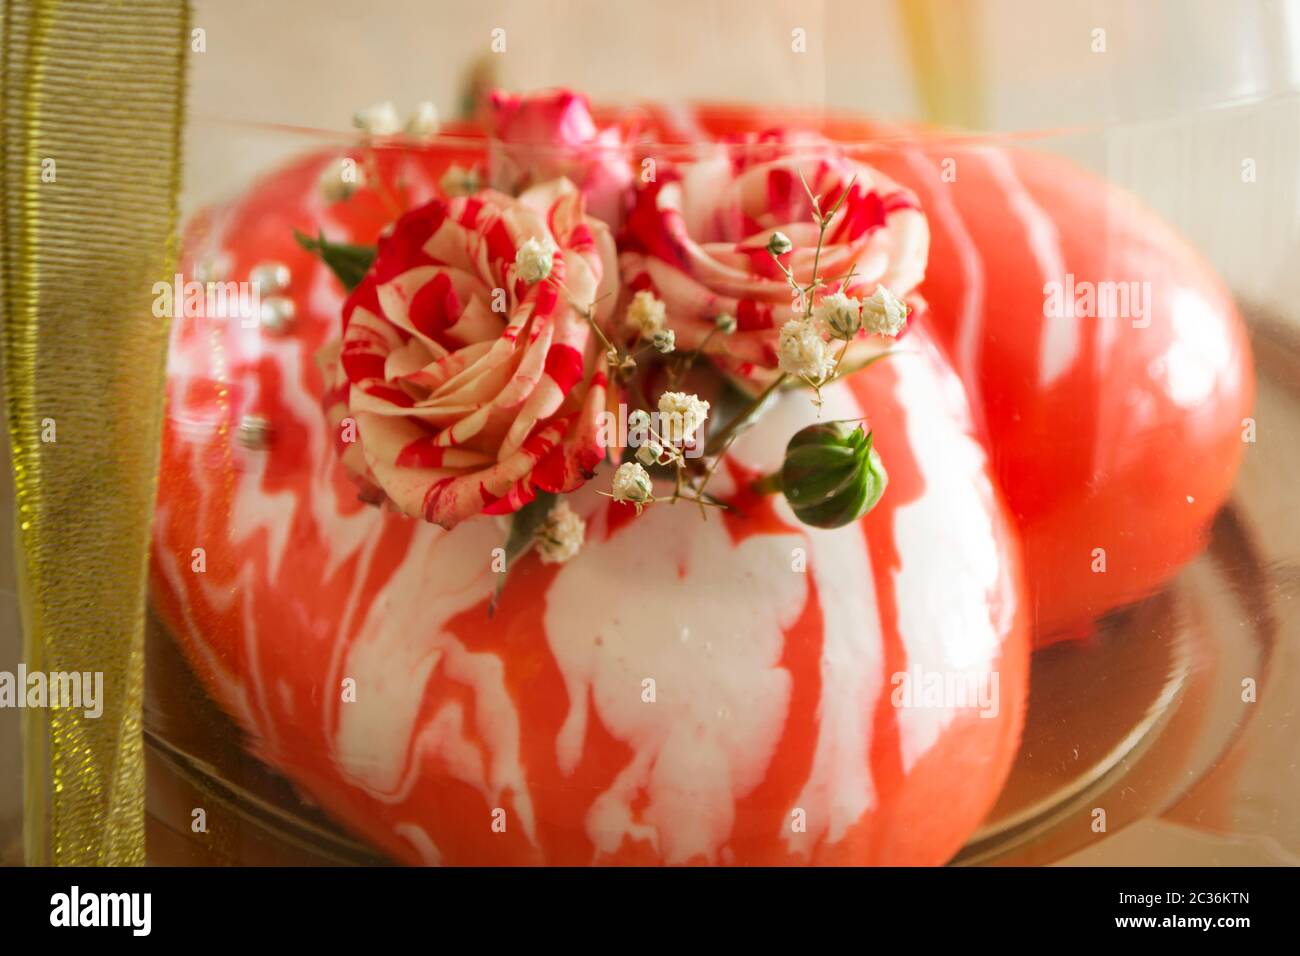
<box><xmin>776</xmin><ymin>420</ymin><xmax>887</xmax><ymax>529</ymax></box>
<box><xmin>487</xmin><ymin>88</ymin><xmax>635</xmax><ymax>227</ymax></box>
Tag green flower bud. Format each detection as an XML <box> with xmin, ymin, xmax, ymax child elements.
<box><xmin>778</xmin><ymin>421</ymin><xmax>887</xmax><ymax>529</ymax></box>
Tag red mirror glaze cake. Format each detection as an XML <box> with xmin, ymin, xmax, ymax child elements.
<box><xmin>150</xmin><ymin>90</ymin><xmax>1250</xmax><ymax>865</ymax></box>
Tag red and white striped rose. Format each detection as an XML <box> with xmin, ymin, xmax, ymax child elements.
<box><xmin>323</xmin><ymin>179</ymin><xmax>618</xmax><ymax>528</ymax></box>
<box><xmin>620</xmin><ymin>132</ymin><xmax>930</xmax><ymax>387</ymax></box>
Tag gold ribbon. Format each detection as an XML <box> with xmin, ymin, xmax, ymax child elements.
<box><xmin>1</xmin><ymin>0</ymin><xmax>189</xmax><ymax>865</ymax></box>
<box><xmin>897</xmin><ymin>0</ymin><xmax>986</xmax><ymax>130</ymax></box>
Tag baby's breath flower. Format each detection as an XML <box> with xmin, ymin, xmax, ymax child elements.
<box><xmin>318</xmin><ymin>156</ymin><xmax>364</xmax><ymax>203</ymax></box>
<box><xmin>652</xmin><ymin>329</ymin><xmax>676</xmax><ymax>354</ymax></box>
<box><xmin>715</xmin><ymin>312</ymin><xmax>737</xmax><ymax>335</ymax></box>
<box><xmin>628</xmin><ymin>409</ymin><xmax>651</xmax><ymax>431</ymax></box>
<box><xmin>657</xmin><ymin>391</ymin><xmax>710</xmax><ymax>444</ymax></box>
<box><xmin>778</xmin><ymin>319</ymin><xmax>836</xmax><ymax>382</ymax></box>
<box><xmin>612</xmin><ymin>461</ymin><xmax>653</xmax><ymax>509</ymax></box>
<box><xmin>439</xmin><ymin>164</ymin><xmax>479</xmax><ymax>197</ymax></box>
<box><xmin>353</xmin><ymin>100</ymin><xmax>402</xmax><ymax>137</ymax></box>
<box><xmin>626</xmin><ymin>290</ymin><xmax>666</xmax><ymax>338</ymax></box>
<box><xmin>766</xmin><ymin>231</ymin><xmax>793</xmax><ymax>256</ymax></box>
<box><xmin>406</xmin><ymin>101</ymin><xmax>440</xmax><ymax>138</ymax></box>
<box><xmin>862</xmin><ymin>285</ymin><xmax>909</xmax><ymax>337</ymax></box>
<box><xmin>635</xmin><ymin>440</ymin><xmax>663</xmax><ymax>467</ymax></box>
<box><xmin>534</xmin><ymin>500</ymin><xmax>586</xmax><ymax>564</ymax></box>
<box><xmin>814</xmin><ymin>291</ymin><xmax>863</xmax><ymax>341</ymax></box>
<box><xmin>515</xmin><ymin>238</ymin><xmax>555</xmax><ymax>284</ymax></box>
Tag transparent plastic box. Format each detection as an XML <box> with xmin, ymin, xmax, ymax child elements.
<box><xmin>3</xmin><ymin>0</ymin><xmax>1297</xmax><ymax>868</ymax></box>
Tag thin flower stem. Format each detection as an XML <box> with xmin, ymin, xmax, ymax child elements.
<box><xmin>694</xmin><ymin>372</ymin><xmax>789</xmax><ymax>501</ymax></box>
<box><xmin>676</xmin><ymin>493</ymin><xmax>728</xmax><ymax>510</ymax></box>
<box><xmin>806</xmin><ymin>174</ymin><xmax>856</xmax><ymax>314</ymax></box>
<box><xmin>751</xmin><ymin>471</ymin><xmax>783</xmax><ymax>495</ymax></box>
<box><xmin>581</xmin><ymin>303</ymin><xmax>617</xmax><ymax>358</ymax></box>
<box><xmin>826</xmin><ymin>345</ymin><xmax>910</xmax><ymax>386</ymax></box>
<box><xmin>703</xmin><ymin>372</ymin><xmax>789</xmax><ymax>458</ymax></box>
<box><xmin>806</xmin><ymin>264</ymin><xmax>860</xmax><ymax>302</ymax></box>
<box><xmin>629</xmin><ymin>378</ymin><xmax>653</xmax><ymax>420</ymax></box>
<box><xmin>598</xmin><ymin>491</ymin><xmax>727</xmax><ymax>511</ymax></box>
<box><xmin>829</xmin><ymin>338</ymin><xmax>851</xmax><ymax>380</ymax></box>
<box><xmin>546</xmin><ymin>278</ymin><xmax>633</xmax><ymax>385</ymax></box>
<box><xmin>673</xmin><ymin>326</ymin><xmax>720</xmax><ymax>385</ymax></box>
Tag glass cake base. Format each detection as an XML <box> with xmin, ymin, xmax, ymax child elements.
<box><xmin>143</xmin><ymin>308</ymin><xmax>1290</xmax><ymax>865</ymax></box>
<box><xmin>140</xmin><ymin>529</ymin><xmax>1269</xmax><ymax>866</ymax></box>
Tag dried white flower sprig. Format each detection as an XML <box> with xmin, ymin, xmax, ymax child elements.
<box><xmin>610</xmin><ymin>461</ymin><xmax>654</xmax><ymax>512</ymax></box>
<box><xmin>652</xmin><ymin>329</ymin><xmax>676</xmax><ymax>354</ymax></box>
<box><xmin>862</xmin><ymin>285</ymin><xmax>909</xmax><ymax>337</ymax></box>
<box><xmin>515</xmin><ymin>238</ymin><xmax>556</xmax><ymax>284</ymax></box>
<box><xmin>778</xmin><ymin>318</ymin><xmax>837</xmax><ymax>382</ymax></box>
<box><xmin>439</xmin><ymin>165</ymin><xmax>481</xmax><ymax>197</ymax></box>
<box><xmin>815</xmin><ymin>291</ymin><xmax>864</xmax><ymax>341</ymax></box>
<box><xmin>763</xmin><ymin>171</ymin><xmax>909</xmax><ymax>405</ymax></box>
<box><xmin>353</xmin><ymin>100</ymin><xmax>403</xmax><ymax>137</ymax></box>
<box><xmin>406</xmin><ymin>101</ymin><xmax>440</xmax><ymax>139</ymax></box>
<box><xmin>319</xmin><ymin>157</ymin><xmax>365</xmax><ymax>204</ymax></box>
<box><xmin>626</xmin><ymin>289</ymin><xmax>667</xmax><ymax>338</ymax></box>
<box><xmin>533</xmin><ymin>500</ymin><xmax>586</xmax><ymax>564</ymax></box>
<box><xmin>354</xmin><ymin>100</ymin><xmax>441</xmax><ymax>139</ymax></box>
<box><xmin>607</xmin><ymin>396</ymin><xmax>723</xmax><ymax>513</ymax></box>
<box><xmin>657</xmin><ymin>391</ymin><xmax>710</xmax><ymax>444</ymax></box>
<box><xmin>766</xmin><ymin>231</ymin><xmax>794</xmax><ymax>256</ymax></box>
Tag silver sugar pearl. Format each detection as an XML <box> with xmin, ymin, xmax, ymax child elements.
<box><xmin>259</xmin><ymin>296</ymin><xmax>296</xmax><ymax>334</ymax></box>
<box><xmin>250</xmin><ymin>260</ymin><xmax>292</xmax><ymax>293</ymax></box>
<box><xmin>194</xmin><ymin>253</ymin><xmax>232</xmax><ymax>285</ymax></box>
<box><xmin>235</xmin><ymin>415</ymin><xmax>273</xmax><ymax>450</ymax></box>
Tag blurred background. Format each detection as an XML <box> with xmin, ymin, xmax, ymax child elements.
<box><xmin>175</xmin><ymin>0</ymin><xmax>1300</xmax><ymax>314</ymax></box>
<box><xmin>3</xmin><ymin>0</ymin><xmax>1299</xmax><ymax>865</ymax></box>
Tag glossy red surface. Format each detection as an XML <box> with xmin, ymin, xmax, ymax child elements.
<box><xmin>677</xmin><ymin>105</ymin><xmax>1254</xmax><ymax>641</ymax></box>
<box><xmin>152</xmin><ymin>138</ymin><xmax>1030</xmax><ymax>864</ymax></box>
<box><xmin>900</xmin><ymin>146</ymin><xmax>1254</xmax><ymax>639</ymax></box>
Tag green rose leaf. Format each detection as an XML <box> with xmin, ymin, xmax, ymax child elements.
<box><xmin>490</xmin><ymin>490</ymin><xmax>558</xmax><ymax>615</ymax></box>
<box><xmin>293</xmin><ymin>229</ymin><xmax>376</xmax><ymax>292</ymax></box>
